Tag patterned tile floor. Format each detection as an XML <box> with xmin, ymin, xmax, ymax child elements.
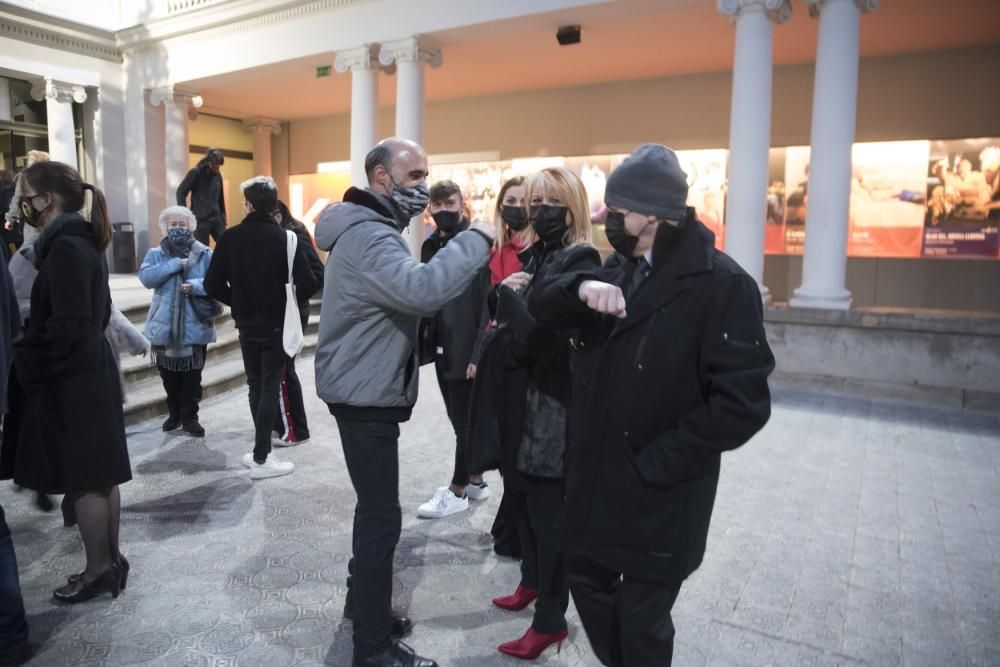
<box><xmin>2</xmin><ymin>359</ymin><xmax>999</xmax><ymax>666</ymax></box>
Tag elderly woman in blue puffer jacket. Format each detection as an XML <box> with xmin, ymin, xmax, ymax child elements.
<box><xmin>138</xmin><ymin>206</ymin><xmax>217</xmax><ymax>437</ymax></box>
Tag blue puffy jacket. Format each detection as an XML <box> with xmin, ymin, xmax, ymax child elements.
<box><xmin>138</xmin><ymin>242</ymin><xmax>217</xmax><ymax>347</ymax></box>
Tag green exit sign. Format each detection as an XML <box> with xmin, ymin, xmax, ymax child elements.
<box><xmin>316</xmin><ymin>65</ymin><xmax>331</xmax><ymax>78</ymax></box>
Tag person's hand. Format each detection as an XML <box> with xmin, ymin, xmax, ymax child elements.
<box><xmin>578</xmin><ymin>280</ymin><xmax>627</xmax><ymax>318</ymax></box>
<box><xmin>466</xmin><ymin>364</ymin><xmax>477</xmax><ymax>380</ymax></box>
<box><xmin>180</xmin><ymin>282</ymin><xmax>193</xmax><ymax>295</ymax></box>
<box><xmin>179</xmin><ymin>258</ymin><xmax>188</xmax><ymax>271</ymax></box>
<box><xmin>3</xmin><ymin>220</ymin><xmax>11</xmax><ymax>231</ymax></box>
<box><xmin>140</xmin><ymin>342</ymin><xmax>150</xmax><ymax>358</ymax></box>
<box><xmin>469</xmin><ymin>219</ymin><xmax>497</xmax><ymax>243</ymax></box>
<box><xmin>501</xmin><ymin>272</ymin><xmax>531</xmax><ymax>292</ymax></box>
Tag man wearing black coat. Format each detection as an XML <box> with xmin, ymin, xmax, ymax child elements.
<box><xmin>416</xmin><ymin>180</ymin><xmax>492</xmax><ymax>519</ymax></box>
<box><xmin>177</xmin><ymin>148</ymin><xmax>227</xmax><ymax>245</ymax></box>
<box><xmin>205</xmin><ymin>177</ymin><xmax>318</xmax><ymax>479</ymax></box>
<box><xmin>528</xmin><ymin>144</ymin><xmax>775</xmax><ymax>666</ymax></box>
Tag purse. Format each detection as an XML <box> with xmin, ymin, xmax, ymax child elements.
<box><xmin>189</xmin><ymin>294</ymin><xmax>223</xmax><ymax>323</ymax></box>
<box><xmin>282</xmin><ymin>230</ymin><xmax>305</xmax><ymax>357</ymax></box>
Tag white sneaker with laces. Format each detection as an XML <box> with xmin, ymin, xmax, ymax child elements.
<box><xmin>417</xmin><ymin>487</ymin><xmax>469</xmax><ymax>519</ymax></box>
<box><xmin>250</xmin><ymin>455</ymin><xmax>295</xmax><ymax>480</ymax></box>
<box><xmin>465</xmin><ymin>480</ymin><xmax>491</xmax><ymax>501</ymax></box>
<box><xmin>242</xmin><ymin>453</ymin><xmax>254</xmax><ymax>468</ymax></box>
<box><xmin>273</xmin><ymin>435</ymin><xmax>309</xmax><ymax>448</ymax></box>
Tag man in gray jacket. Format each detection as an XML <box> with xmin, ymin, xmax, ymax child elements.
<box><xmin>314</xmin><ymin>138</ymin><xmax>495</xmax><ymax>667</ymax></box>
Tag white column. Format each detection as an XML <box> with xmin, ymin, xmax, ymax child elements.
<box><xmin>335</xmin><ymin>45</ymin><xmax>380</xmax><ymax>188</ymax></box>
<box><xmin>150</xmin><ymin>86</ymin><xmax>203</xmax><ymax>199</ymax></box>
<box><xmin>0</xmin><ymin>78</ymin><xmax>12</xmax><ymax>122</ymax></box>
<box><xmin>790</xmin><ymin>0</ymin><xmax>877</xmax><ymax>310</ymax></box>
<box><xmin>31</xmin><ymin>78</ymin><xmax>87</xmax><ymax>169</ymax></box>
<box><xmin>242</xmin><ymin>118</ymin><xmax>282</xmax><ymax>177</ymax></box>
<box><xmin>82</xmin><ymin>87</ymin><xmax>101</xmax><ymax>185</ymax></box>
<box><xmin>380</xmin><ymin>36</ymin><xmax>442</xmax><ymax>258</ymax></box>
<box><xmin>718</xmin><ymin>0</ymin><xmax>790</xmax><ymax>302</ymax></box>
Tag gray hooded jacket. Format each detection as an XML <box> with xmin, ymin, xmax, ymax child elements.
<box><xmin>314</xmin><ymin>187</ymin><xmax>490</xmax><ymax>422</ymax></box>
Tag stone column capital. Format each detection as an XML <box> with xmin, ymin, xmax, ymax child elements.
<box><xmin>149</xmin><ymin>85</ymin><xmax>204</xmax><ymax>119</ymax></box>
<box><xmin>719</xmin><ymin>0</ymin><xmax>792</xmax><ymax>23</ymax></box>
<box><xmin>30</xmin><ymin>78</ymin><xmax>88</xmax><ymax>104</ymax></box>
<box><xmin>806</xmin><ymin>0</ymin><xmax>878</xmax><ymax>17</ymax></box>
<box><xmin>242</xmin><ymin>118</ymin><xmax>282</xmax><ymax>136</ymax></box>
<box><xmin>334</xmin><ymin>44</ymin><xmax>381</xmax><ymax>73</ymax></box>
<box><xmin>379</xmin><ymin>36</ymin><xmax>442</xmax><ymax>69</ymax></box>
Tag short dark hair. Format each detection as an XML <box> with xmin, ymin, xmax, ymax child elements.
<box><xmin>429</xmin><ymin>180</ymin><xmax>462</xmax><ymax>204</ymax></box>
<box><xmin>242</xmin><ymin>177</ymin><xmax>278</xmax><ymax>214</ymax></box>
<box><xmin>365</xmin><ymin>144</ymin><xmax>393</xmax><ymax>183</ymax></box>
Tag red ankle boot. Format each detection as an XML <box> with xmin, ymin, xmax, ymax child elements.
<box><xmin>492</xmin><ymin>584</ymin><xmax>538</xmax><ymax>611</ymax></box>
<box><xmin>497</xmin><ymin>627</ymin><xmax>569</xmax><ymax>660</ymax></box>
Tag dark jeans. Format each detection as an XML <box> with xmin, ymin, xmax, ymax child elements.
<box><xmin>193</xmin><ymin>216</ymin><xmax>226</xmax><ymax>245</ymax></box>
<box><xmin>515</xmin><ymin>475</ymin><xmax>568</xmax><ymax>634</ymax></box>
<box><xmin>434</xmin><ymin>364</ymin><xmax>474</xmax><ymax>487</ymax></box>
<box><xmin>566</xmin><ymin>554</ymin><xmax>681</xmax><ymax>667</ymax></box>
<box><xmin>158</xmin><ymin>352</ymin><xmax>205</xmax><ymax>422</ymax></box>
<box><xmin>336</xmin><ymin>417</ymin><xmax>402</xmax><ymax>659</ymax></box>
<box><xmin>240</xmin><ymin>334</ymin><xmax>285</xmax><ymax>463</ymax></box>
<box><xmin>273</xmin><ymin>355</ymin><xmax>310</xmax><ymax>441</ymax></box>
<box><xmin>0</xmin><ymin>505</ymin><xmax>28</xmax><ymax>651</ymax></box>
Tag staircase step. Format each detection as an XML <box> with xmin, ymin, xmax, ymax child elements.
<box><xmin>124</xmin><ymin>333</ymin><xmax>319</xmax><ymax>426</ymax></box>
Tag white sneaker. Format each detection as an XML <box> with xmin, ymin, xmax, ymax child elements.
<box><xmin>466</xmin><ymin>480</ymin><xmax>491</xmax><ymax>501</ymax></box>
<box><xmin>242</xmin><ymin>453</ymin><xmax>254</xmax><ymax>468</ymax></box>
<box><xmin>250</xmin><ymin>455</ymin><xmax>295</xmax><ymax>480</ymax></box>
<box><xmin>273</xmin><ymin>435</ymin><xmax>309</xmax><ymax>448</ymax></box>
<box><xmin>417</xmin><ymin>487</ymin><xmax>469</xmax><ymax>519</ymax></box>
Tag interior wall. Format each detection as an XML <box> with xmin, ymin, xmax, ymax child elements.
<box><xmin>286</xmin><ymin>43</ymin><xmax>1000</xmax><ymax>312</ymax></box>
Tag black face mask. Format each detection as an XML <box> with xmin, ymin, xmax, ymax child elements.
<box><xmin>604</xmin><ymin>210</ymin><xmax>639</xmax><ymax>257</ymax></box>
<box><xmin>501</xmin><ymin>205</ymin><xmax>528</xmax><ymax>232</ymax></box>
<box><xmin>530</xmin><ymin>205</ymin><xmax>568</xmax><ymax>243</ymax></box>
<box><xmin>431</xmin><ymin>210</ymin><xmax>463</xmax><ymax>235</ymax></box>
<box><xmin>19</xmin><ymin>196</ymin><xmax>46</xmax><ymax>229</ymax></box>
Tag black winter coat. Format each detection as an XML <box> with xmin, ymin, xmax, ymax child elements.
<box><xmin>205</xmin><ymin>211</ymin><xmax>318</xmax><ymax>338</ymax></box>
<box><xmin>529</xmin><ymin>219</ymin><xmax>774</xmax><ymax>586</ymax></box>
<box><xmin>419</xmin><ymin>223</ymin><xmax>491</xmax><ymax>380</ymax></box>
<box><xmin>474</xmin><ymin>240</ymin><xmax>600</xmax><ymax>484</ymax></box>
<box><xmin>4</xmin><ymin>215</ymin><xmax>131</xmax><ymax>493</ymax></box>
<box><xmin>176</xmin><ymin>165</ymin><xmax>226</xmax><ymax>223</ymax></box>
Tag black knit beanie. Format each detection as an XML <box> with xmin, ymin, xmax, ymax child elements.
<box><xmin>605</xmin><ymin>144</ymin><xmax>689</xmax><ymax>220</ymax></box>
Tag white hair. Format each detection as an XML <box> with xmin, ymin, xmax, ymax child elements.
<box><xmin>240</xmin><ymin>175</ymin><xmax>277</xmax><ymax>192</ymax></box>
<box><xmin>158</xmin><ymin>206</ymin><xmax>197</xmax><ymax>234</ymax></box>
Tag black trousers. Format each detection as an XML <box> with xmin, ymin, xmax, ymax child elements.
<box><xmin>193</xmin><ymin>216</ymin><xmax>226</xmax><ymax>245</ymax></box>
<box><xmin>239</xmin><ymin>334</ymin><xmax>285</xmax><ymax>463</ymax></box>
<box><xmin>566</xmin><ymin>554</ymin><xmax>681</xmax><ymax>666</ymax></box>
<box><xmin>434</xmin><ymin>363</ymin><xmax>474</xmax><ymax>487</ymax></box>
<box><xmin>514</xmin><ymin>475</ymin><xmax>569</xmax><ymax>634</ymax></box>
<box><xmin>158</xmin><ymin>355</ymin><xmax>205</xmax><ymax>422</ymax></box>
<box><xmin>273</xmin><ymin>354</ymin><xmax>310</xmax><ymax>441</ymax></box>
<box><xmin>336</xmin><ymin>417</ymin><xmax>402</xmax><ymax>659</ymax></box>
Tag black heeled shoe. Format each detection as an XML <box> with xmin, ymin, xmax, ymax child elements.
<box><xmin>68</xmin><ymin>553</ymin><xmax>128</xmax><ymax>590</ymax></box>
<box><xmin>54</xmin><ymin>566</ymin><xmax>120</xmax><ymax>603</ymax></box>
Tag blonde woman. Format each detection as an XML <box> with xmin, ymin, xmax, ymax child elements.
<box><xmin>488</xmin><ymin>167</ymin><xmax>599</xmax><ymax>660</ymax></box>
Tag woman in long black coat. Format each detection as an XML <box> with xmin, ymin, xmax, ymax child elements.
<box><xmin>487</xmin><ymin>167</ymin><xmax>601</xmax><ymax>661</ymax></box>
<box><xmin>7</xmin><ymin>161</ymin><xmax>131</xmax><ymax>603</ymax></box>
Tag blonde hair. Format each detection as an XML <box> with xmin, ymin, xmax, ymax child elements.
<box><xmin>493</xmin><ymin>175</ymin><xmax>526</xmax><ymax>246</ymax></box>
<box><xmin>524</xmin><ymin>167</ymin><xmax>592</xmax><ymax>246</ymax></box>
<box><xmin>26</xmin><ymin>150</ymin><xmax>50</xmax><ymax>166</ymax></box>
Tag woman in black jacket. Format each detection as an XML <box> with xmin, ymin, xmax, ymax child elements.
<box><xmin>7</xmin><ymin>161</ymin><xmax>131</xmax><ymax>603</ymax></box>
<box><xmin>271</xmin><ymin>201</ymin><xmax>324</xmax><ymax>445</ymax></box>
<box><xmin>488</xmin><ymin>167</ymin><xmax>600</xmax><ymax>660</ymax></box>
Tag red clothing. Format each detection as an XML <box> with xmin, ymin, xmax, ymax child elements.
<box><xmin>489</xmin><ymin>237</ymin><xmax>527</xmax><ymax>286</ymax></box>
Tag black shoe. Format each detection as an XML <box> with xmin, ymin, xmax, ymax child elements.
<box><xmin>162</xmin><ymin>415</ymin><xmax>181</xmax><ymax>431</ymax></box>
<box><xmin>182</xmin><ymin>420</ymin><xmax>205</xmax><ymax>437</ymax></box>
<box><xmin>354</xmin><ymin>640</ymin><xmax>437</xmax><ymax>667</ymax></box>
<box><xmin>69</xmin><ymin>552</ymin><xmax>128</xmax><ymax>590</ymax></box>
<box><xmin>343</xmin><ymin>591</ymin><xmax>412</xmax><ymax>638</ymax></box>
<box><xmin>0</xmin><ymin>639</ymin><xmax>31</xmax><ymax>667</ymax></box>
<box><xmin>53</xmin><ymin>567</ymin><xmax>120</xmax><ymax>603</ymax></box>
<box><xmin>34</xmin><ymin>492</ymin><xmax>53</xmax><ymax>512</ymax></box>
